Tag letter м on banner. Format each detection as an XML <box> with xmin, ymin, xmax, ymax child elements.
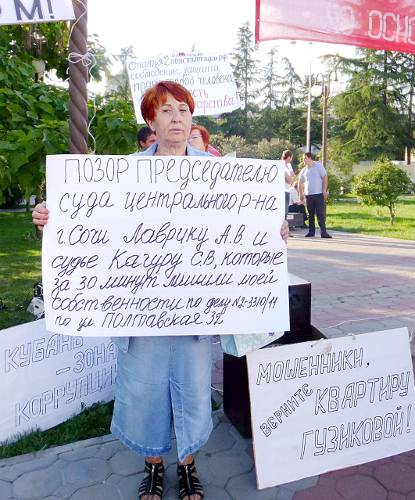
<box><xmin>0</xmin><ymin>0</ymin><xmax>75</xmax><ymax>26</ymax></box>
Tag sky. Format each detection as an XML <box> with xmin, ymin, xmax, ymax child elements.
<box><xmin>86</xmin><ymin>0</ymin><xmax>357</xmax><ymax>87</ymax></box>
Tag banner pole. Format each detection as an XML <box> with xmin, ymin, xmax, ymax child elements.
<box><xmin>69</xmin><ymin>0</ymin><xmax>88</xmax><ymax>154</ymax></box>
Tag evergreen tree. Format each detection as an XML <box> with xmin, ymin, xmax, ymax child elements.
<box><xmin>278</xmin><ymin>57</ymin><xmax>303</xmax><ymax>108</ymax></box>
<box><xmin>230</xmin><ymin>22</ymin><xmax>259</xmax><ymax>138</ymax></box>
<box><xmin>260</xmin><ymin>47</ymin><xmax>280</xmax><ymax>108</ymax></box>
<box><xmin>328</xmin><ymin>49</ymin><xmax>414</xmax><ymax>163</ymax></box>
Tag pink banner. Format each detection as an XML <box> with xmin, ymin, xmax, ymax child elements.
<box><xmin>255</xmin><ymin>0</ymin><xmax>415</xmax><ymax>54</ymax></box>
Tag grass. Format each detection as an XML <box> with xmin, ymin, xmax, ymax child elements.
<box><xmin>0</xmin><ymin>211</ymin><xmax>42</xmax><ymax>330</ymax></box>
<box><xmin>0</xmin><ymin>402</ymin><xmax>113</xmax><ymax>459</ymax></box>
<box><xmin>327</xmin><ymin>195</ymin><xmax>415</xmax><ymax>240</ymax></box>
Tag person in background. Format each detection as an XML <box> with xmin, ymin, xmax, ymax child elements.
<box><xmin>137</xmin><ymin>125</ymin><xmax>157</xmax><ymax>150</ymax></box>
<box><xmin>188</xmin><ymin>124</ymin><xmax>221</xmax><ymax>156</ymax></box>
<box><xmin>288</xmin><ymin>181</ymin><xmax>308</xmax><ymax>227</ymax></box>
<box><xmin>32</xmin><ymin>81</ymin><xmax>289</xmax><ymax>500</ymax></box>
<box><xmin>298</xmin><ymin>152</ymin><xmax>332</xmax><ymax>238</ymax></box>
<box><xmin>282</xmin><ymin>150</ymin><xmax>294</xmax><ymax>218</ymax></box>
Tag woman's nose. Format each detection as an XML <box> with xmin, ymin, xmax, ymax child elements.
<box><xmin>171</xmin><ymin>109</ymin><xmax>181</xmax><ymax>122</ymax></box>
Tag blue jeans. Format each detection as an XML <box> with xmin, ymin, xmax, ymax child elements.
<box><xmin>111</xmin><ymin>335</ymin><xmax>212</xmax><ymax>461</ymax></box>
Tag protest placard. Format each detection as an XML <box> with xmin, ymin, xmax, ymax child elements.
<box><xmin>0</xmin><ymin>320</ymin><xmax>116</xmax><ymax>444</ymax></box>
<box><xmin>42</xmin><ymin>154</ymin><xmax>289</xmax><ymax>337</ymax></box>
<box><xmin>246</xmin><ymin>328</ymin><xmax>415</xmax><ymax>489</ymax></box>
<box><xmin>0</xmin><ymin>0</ymin><xmax>75</xmax><ymax>25</ymax></box>
<box><xmin>126</xmin><ymin>53</ymin><xmax>241</xmax><ymax>122</ymax></box>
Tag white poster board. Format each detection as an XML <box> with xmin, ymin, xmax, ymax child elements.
<box><xmin>0</xmin><ymin>320</ymin><xmax>116</xmax><ymax>444</ymax></box>
<box><xmin>247</xmin><ymin>328</ymin><xmax>415</xmax><ymax>489</ymax></box>
<box><xmin>0</xmin><ymin>0</ymin><xmax>75</xmax><ymax>25</ymax></box>
<box><xmin>127</xmin><ymin>53</ymin><xmax>241</xmax><ymax>122</ymax></box>
<box><xmin>42</xmin><ymin>154</ymin><xmax>289</xmax><ymax>337</ymax></box>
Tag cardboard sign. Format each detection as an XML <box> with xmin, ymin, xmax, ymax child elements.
<box><xmin>256</xmin><ymin>0</ymin><xmax>415</xmax><ymax>55</ymax></box>
<box><xmin>0</xmin><ymin>0</ymin><xmax>75</xmax><ymax>25</ymax></box>
<box><xmin>127</xmin><ymin>53</ymin><xmax>241</xmax><ymax>123</ymax></box>
<box><xmin>0</xmin><ymin>320</ymin><xmax>116</xmax><ymax>444</ymax></box>
<box><xmin>247</xmin><ymin>328</ymin><xmax>415</xmax><ymax>489</ymax></box>
<box><xmin>42</xmin><ymin>154</ymin><xmax>289</xmax><ymax>337</ymax></box>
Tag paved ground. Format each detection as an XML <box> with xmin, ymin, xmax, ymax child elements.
<box><xmin>1</xmin><ymin>228</ymin><xmax>415</xmax><ymax>499</ymax></box>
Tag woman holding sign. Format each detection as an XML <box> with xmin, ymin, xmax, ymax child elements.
<box><xmin>33</xmin><ymin>80</ymin><xmax>289</xmax><ymax>500</ymax></box>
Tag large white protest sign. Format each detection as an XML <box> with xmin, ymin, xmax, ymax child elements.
<box><xmin>247</xmin><ymin>328</ymin><xmax>415</xmax><ymax>489</ymax></box>
<box><xmin>0</xmin><ymin>320</ymin><xmax>116</xmax><ymax>444</ymax></box>
<box><xmin>42</xmin><ymin>154</ymin><xmax>289</xmax><ymax>337</ymax></box>
<box><xmin>127</xmin><ymin>53</ymin><xmax>241</xmax><ymax>123</ymax></box>
<box><xmin>0</xmin><ymin>0</ymin><xmax>75</xmax><ymax>25</ymax></box>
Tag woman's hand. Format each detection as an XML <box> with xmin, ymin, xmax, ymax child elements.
<box><xmin>32</xmin><ymin>202</ymin><xmax>49</xmax><ymax>231</ymax></box>
<box><xmin>280</xmin><ymin>220</ymin><xmax>289</xmax><ymax>244</ymax></box>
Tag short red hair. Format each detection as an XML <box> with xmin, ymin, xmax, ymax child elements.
<box><xmin>141</xmin><ymin>81</ymin><xmax>195</xmax><ymax>123</ymax></box>
<box><xmin>190</xmin><ymin>124</ymin><xmax>210</xmax><ymax>151</ymax></box>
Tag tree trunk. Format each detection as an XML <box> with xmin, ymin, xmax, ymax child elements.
<box><xmin>389</xmin><ymin>203</ymin><xmax>395</xmax><ymax>225</ymax></box>
<box><xmin>382</xmin><ymin>51</ymin><xmax>388</xmax><ymax>106</ymax></box>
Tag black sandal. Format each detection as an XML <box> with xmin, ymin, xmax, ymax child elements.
<box><xmin>177</xmin><ymin>460</ymin><xmax>204</xmax><ymax>499</ymax></box>
<box><xmin>138</xmin><ymin>461</ymin><xmax>164</xmax><ymax>499</ymax></box>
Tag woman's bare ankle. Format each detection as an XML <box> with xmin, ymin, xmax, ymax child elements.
<box><xmin>145</xmin><ymin>456</ymin><xmax>163</xmax><ymax>464</ymax></box>
<box><xmin>177</xmin><ymin>454</ymin><xmax>194</xmax><ymax>466</ymax></box>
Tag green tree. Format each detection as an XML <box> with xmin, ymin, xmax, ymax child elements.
<box><xmin>328</xmin><ymin>49</ymin><xmax>413</xmax><ymax>163</ymax></box>
<box><xmin>230</xmin><ymin>22</ymin><xmax>259</xmax><ymax>138</ymax></box>
<box><xmin>352</xmin><ymin>157</ymin><xmax>412</xmax><ymax>224</ymax></box>
<box><xmin>0</xmin><ymin>24</ymin><xmax>109</xmax><ymax>205</ymax></box>
<box><xmin>0</xmin><ymin>24</ymin><xmax>109</xmax><ymax>81</ymax></box>
<box><xmin>278</xmin><ymin>57</ymin><xmax>303</xmax><ymax>108</ymax></box>
<box><xmin>93</xmin><ymin>95</ymin><xmax>137</xmax><ymax>155</ymax></box>
<box><xmin>260</xmin><ymin>48</ymin><xmax>279</xmax><ymax>108</ymax></box>
<box><xmin>0</xmin><ymin>48</ymin><xmax>69</xmax><ymax>204</ymax></box>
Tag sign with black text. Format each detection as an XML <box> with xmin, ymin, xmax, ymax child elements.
<box><xmin>42</xmin><ymin>155</ymin><xmax>289</xmax><ymax>337</ymax></box>
<box><xmin>0</xmin><ymin>0</ymin><xmax>74</xmax><ymax>25</ymax></box>
<box><xmin>0</xmin><ymin>320</ymin><xmax>116</xmax><ymax>444</ymax></box>
<box><xmin>247</xmin><ymin>328</ymin><xmax>415</xmax><ymax>489</ymax></box>
<box><xmin>127</xmin><ymin>53</ymin><xmax>241</xmax><ymax>123</ymax></box>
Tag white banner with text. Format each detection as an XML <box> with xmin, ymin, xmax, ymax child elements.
<box><xmin>0</xmin><ymin>320</ymin><xmax>116</xmax><ymax>444</ymax></box>
<box><xmin>0</xmin><ymin>0</ymin><xmax>75</xmax><ymax>25</ymax></box>
<box><xmin>42</xmin><ymin>155</ymin><xmax>289</xmax><ymax>337</ymax></box>
<box><xmin>247</xmin><ymin>328</ymin><xmax>415</xmax><ymax>489</ymax></box>
<box><xmin>127</xmin><ymin>53</ymin><xmax>241</xmax><ymax>122</ymax></box>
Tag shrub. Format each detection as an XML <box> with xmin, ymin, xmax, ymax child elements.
<box><xmin>352</xmin><ymin>157</ymin><xmax>412</xmax><ymax>224</ymax></box>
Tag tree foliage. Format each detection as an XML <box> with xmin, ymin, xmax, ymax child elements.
<box><xmin>229</xmin><ymin>22</ymin><xmax>259</xmax><ymax>139</ymax></box>
<box><xmin>329</xmin><ymin>49</ymin><xmax>415</xmax><ymax>163</ymax></box>
<box><xmin>93</xmin><ymin>95</ymin><xmax>137</xmax><ymax>155</ymax></box>
<box><xmin>0</xmin><ymin>23</ymin><xmax>109</xmax><ymax>81</ymax></box>
<box><xmin>0</xmin><ymin>47</ymin><xmax>69</xmax><ymax>203</ymax></box>
<box><xmin>352</xmin><ymin>157</ymin><xmax>412</xmax><ymax>224</ymax></box>
<box><xmin>0</xmin><ymin>24</ymin><xmax>110</xmax><ymax>205</ymax></box>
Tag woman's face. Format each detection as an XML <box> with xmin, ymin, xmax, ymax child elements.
<box><xmin>147</xmin><ymin>93</ymin><xmax>192</xmax><ymax>146</ymax></box>
<box><xmin>188</xmin><ymin>129</ymin><xmax>206</xmax><ymax>151</ymax></box>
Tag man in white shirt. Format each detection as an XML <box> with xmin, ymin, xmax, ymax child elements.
<box><xmin>282</xmin><ymin>150</ymin><xmax>294</xmax><ymax>218</ymax></box>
